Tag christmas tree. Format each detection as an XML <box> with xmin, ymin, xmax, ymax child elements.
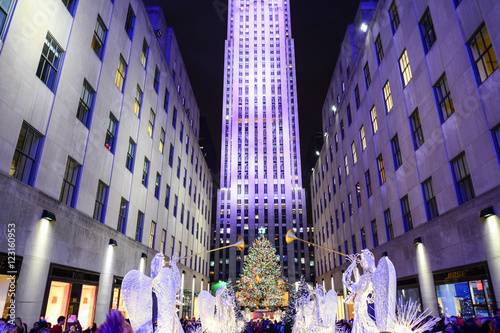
<box><xmin>237</xmin><ymin>235</ymin><xmax>286</xmax><ymax>311</ymax></box>
<box><xmin>284</xmin><ymin>276</ymin><xmax>310</xmax><ymax>324</ymax></box>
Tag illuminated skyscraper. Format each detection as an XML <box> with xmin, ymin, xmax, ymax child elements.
<box><xmin>211</xmin><ymin>0</ymin><xmax>312</xmax><ymax>284</ymax></box>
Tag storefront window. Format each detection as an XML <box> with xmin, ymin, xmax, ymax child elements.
<box><xmin>436</xmin><ymin>280</ymin><xmax>493</xmax><ymax>318</ymax></box>
<box><xmin>111</xmin><ymin>287</ymin><xmax>128</xmax><ymax>318</ymax></box>
<box><xmin>0</xmin><ymin>254</ymin><xmax>21</xmax><ymax>319</ymax></box>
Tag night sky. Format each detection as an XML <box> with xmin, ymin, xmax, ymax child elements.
<box><xmin>149</xmin><ymin>0</ymin><xmax>361</xmax><ymax>173</ymax></box>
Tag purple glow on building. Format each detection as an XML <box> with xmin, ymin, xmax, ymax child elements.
<box><xmin>211</xmin><ymin>0</ymin><xmax>312</xmax><ymax>284</ymax></box>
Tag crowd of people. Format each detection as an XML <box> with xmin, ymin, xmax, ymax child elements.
<box><xmin>0</xmin><ymin>308</ymin><xmax>499</xmax><ymax>333</ymax></box>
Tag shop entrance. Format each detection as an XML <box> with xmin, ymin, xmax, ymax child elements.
<box><xmin>42</xmin><ymin>265</ymin><xmax>99</xmax><ymax>329</ymax></box>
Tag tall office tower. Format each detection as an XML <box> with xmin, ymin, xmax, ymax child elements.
<box><xmin>211</xmin><ymin>0</ymin><xmax>313</xmax><ymax>284</ymax></box>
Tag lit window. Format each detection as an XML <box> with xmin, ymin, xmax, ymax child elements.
<box><xmin>434</xmin><ymin>74</ymin><xmax>455</xmax><ymax>122</ymax></box>
<box><xmin>76</xmin><ymin>80</ymin><xmax>95</xmax><ymax>128</ymax></box>
<box><xmin>141</xmin><ymin>39</ymin><xmax>149</xmax><ymax>67</ymax></box>
<box><xmin>344</xmin><ymin>155</ymin><xmax>349</xmax><ymax>176</ymax></box>
<box><xmin>383</xmin><ymin>81</ymin><xmax>393</xmax><ymax>113</ymax></box>
<box><xmin>60</xmin><ymin>156</ymin><xmax>81</xmax><ymax>208</ymax></box>
<box><xmin>36</xmin><ymin>33</ymin><xmax>64</xmax><ymax>91</ymax></box>
<box><xmin>105</xmin><ymin>113</ymin><xmax>118</xmax><ymax>153</ymax></box>
<box><xmin>360</xmin><ymin>125</ymin><xmax>366</xmax><ymax>150</ymax></box>
<box><xmin>377</xmin><ymin>154</ymin><xmax>386</xmax><ymax>185</ymax></box>
<box><xmin>399</xmin><ymin>49</ymin><xmax>412</xmax><ymax>87</ymax></box>
<box><xmin>134</xmin><ymin>85</ymin><xmax>143</xmax><ymax>117</ymax></box>
<box><xmin>351</xmin><ymin>142</ymin><xmax>357</xmax><ymax>164</ymax></box>
<box><xmin>370</xmin><ymin>105</ymin><xmax>378</xmax><ymax>134</ymax></box>
<box><xmin>91</xmin><ymin>15</ymin><xmax>107</xmax><ymax>59</ymax></box>
<box><xmin>159</xmin><ymin>128</ymin><xmax>165</xmax><ymax>153</ymax></box>
<box><xmin>468</xmin><ymin>24</ymin><xmax>498</xmax><ymax>84</ymax></box>
<box><xmin>148</xmin><ymin>109</ymin><xmax>155</xmax><ymax>137</ymax></box>
<box><xmin>149</xmin><ymin>221</ymin><xmax>156</xmax><ymax>248</ymax></box>
<box><xmin>115</xmin><ymin>55</ymin><xmax>127</xmax><ymax>91</ymax></box>
<box><xmin>10</xmin><ymin>122</ymin><xmax>43</xmax><ymax>186</ymax></box>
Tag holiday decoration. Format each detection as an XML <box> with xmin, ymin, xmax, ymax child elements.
<box><xmin>237</xmin><ymin>235</ymin><xmax>286</xmax><ymax>311</ymax></box>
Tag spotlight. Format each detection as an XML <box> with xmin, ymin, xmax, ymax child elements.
<box><xmin>331</xmin><ymin>105</ymin><xmax>337</xmax><ymax>112</ymax></box>
<box><xmin>479</xmin><ymin>206</ymin><xmax>495</xmax><ymax>219</ymax></box>
<box><xmin>381</xmin><ymin>251</ymin><xmax>388</xmax><ymax>257</ymax></box>
<box><xmin>413</xmin><ymin>237</ymin><xmax>422</xmax><ymax>246</ymax></box>
<box><xmin>360</xmin><ymin>23</ymin><xmax>368</xmax><ymax>33</ymax></box>
<box><xmin>109</xmin><ymin>239</ymin><xmax>118</xmax><ymax>247</ymax></box>
<box><xmin>41</xmin><ymin>210</ymin><xmax>56</xmax><ymax>221</ymax></box>
<box><xmin>141</xmin><ymin>253</ymin><xmax>147</xmax><ymax>259</ymax></box>
<box><xmin>315</xmin><ymin>151</ymin><xmax>320</xmax><ymax>156</ymax></box>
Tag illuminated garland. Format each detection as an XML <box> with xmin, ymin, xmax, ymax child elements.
<box><xmin>237</xmin><ymin>235</ymin><xmax>286</xmax><ymax>311</ymax></box>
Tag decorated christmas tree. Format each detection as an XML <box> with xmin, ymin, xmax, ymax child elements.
<box><xmin>237</xmin><ymin>235</ymin><xmax>286</xmax><ymax>311</ymax></box>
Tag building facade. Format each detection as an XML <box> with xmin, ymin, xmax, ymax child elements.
<box><xmin>211</xmin><ymin>0</ymin><xmax>313</xmax><ymax>285</ymax></box>
<box><xmin>0</xmin><ymin>0</ymin><xmax>213</xmax><ymax>325</ymax></box>
<box><xmin>311</xmin><ymin>0</ymin><xmax>500</xmax><ymax>320</ymax></box>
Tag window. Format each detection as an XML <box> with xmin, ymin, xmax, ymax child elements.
<box><xmin>180</xmin><ymin>122</ymin><xmax>184</xmax><ymax>142</ymax></box>
<box><xmin>348</xmin><ymin>193</ymin><xmax>353</xmax><ymax>216</ymax></box>
<box><xmin>134</xmin><ymin>85</ymin><xmax>143</xmax><ymax>117</ymax></box>
<box><xmin>183</xmin><ymin>168</ymin><xmax>187</xmax><ymax>188</ymax></box>
<box><xmin>10</xmin><ymin>122</ymin><xmax>44</xmax><ymax>186</ymax></box>
<box><xmin>351</xmin><ymin>142</ymin><xmax>357</xmax><ymax>164</ymax></box>
<box><xmin>377</xmin><ymin>154</ymin><xmax>386</xmax><ymax>185</ymax></box>
<box><xmin>352</xmin><ymin>234</ymin><xmax>357</xmax><ymax>254</ymax></box>
<box><xmin>93</xmin><ymin>180</ymin><xmax>108</xmax><ymax>223</ymax></box>
<box><xmin>36</xmin><ymin>33</ymin><xmax>64</xmax><ymax>91</ymax></box>
<box><xmin>451</xmin><ymin>153</ymin><xmax>475</xmax><ymax>205</ymax></box>
<box><xmin>370</xmin><ymin>105</ymin><xmax>378</xmax><ymax>134</ymax></box>
<box><xmin>135</xmin><ymin>211</ymin><xmax>144</xmax><ymax>242</ymax></box>
<box><xmin>335</xmin><ymin>133</ymin><xmax>339</xmax><ymax>151</ymax></box>
<box><xmin>117</xmin><ymin>198</ymin><xmax>128</xmax><ymax>234</ymax></box>
<box><xmin>341</xmin><ymin>202</ymin><xmax>345</xmax><ymax>223</ymax></box>
<box><xmin>168</xmin><ymin>144</ymin><xmax>174</xmax><ymax>167</ymax></box>
<box><xmin>164</xmin><ymin>88</ymin><xmax>170</xmax><ymax>111</ymax></box>
<box><xmin>375</xmin><ymin>34</ymin><xmax>384</xmax><ymax>64</ymax></box>
<box><xmin>422</xmin><ymin>178</ymin><xmax>439</xmax><ymax>221</ymax></box>
<box><xmin>410</xmin><ymin>109</ymin><xmax>424</xmax><ymax>149</ymax></box>
<box><xmin>115</xmin><ymin>55</ymin><xmax>127</xmax><ymax>91</ymax></box>
<box><xmin>360</xmin><ymin>125</ymin><xmax>366</xmax><ymax>150</ymax></box>
<box><xmin>0</xmin><ymin>0</ymin><xmax>13</xmax><ymax>39</ymax></box>
<box><xmin>347</xmin><ymin>105</ymin><xmax>352</xmax><ymax>126</ymax></box>
<box><xmin>173</xmin><ymin>195</ymin><xmax>178</xmax><ymax>217</ymax></box>
<box><xmin>417</xmin><ymin>11</ymin><xmax>437</xmax><ymax>56</ymax></box>
<box><xmin>148</xmin><ymin>109</ymin><xmax>155</xmax><ymax>137</ymax></box>
<box><xmin>388</xmin><ymin>1</ymin><xmax>400</xmax><ymax>34</ymax></box>
<box><xmin>384</xmin><ymin>140</ymin><xmax>399</xmax><ymax>179</ymax></box>
<box><xmin>154</xmin><ymin>66</ymin><xmax>160</xmax><ymax>93</ymax></box>
<box><xmin>354</xmin><ymin>85</ymin><xmax>360</xmax><ymax>109</ymax></box>
<box><xmin>61</xmin><ymin>0</ymin><xmax>77</xmax><ymax>16</ymax></box>
<box><xmin>126</xmin><ymin>138</ymin><xmax>136</xmax><ymax>172</ymax></box>
<box><xmin>340</xmin><ymin>120</ymin><xmax>345</xmax><ymax>140</ymax></box>
<box><xmin>468</xmin><ymin>24</ymin><xmax>498</xmax><ymax>84</ymax></box>
<box><xmin>172</xmin><ymin>108</ymin><xmax>178</xmax><ymax>129</ymax></box>
<box><xmin>125</xmin><ymin>4</ymin><xmax>135</xmax><ymax>39</ymax></box>
<box><xmin>177</xmin><ymin>158</ymin><xmax>181</xmax><ymax>178</ymax></box>
<box><xmin>383</xmin><ymin>81</ymin><xmax>393</xmax><ymax>113</ymax></box>
<box><xmin>434</xmin><ymin>74</ymin><xmax>455</xmax><ymax>122</ymax></box>
<box><xmin>159</xmin><ymin>128</ymin><xmax>165</xmax><ymax>153</ymax></box>
<box><xmin>91</xmin><ymin>15</ymin><xmax>107</xmax><ymax>59</ymax></box>
<box><xmin>365</xmin><ymin>170</ymin><xmax>372</xmax><ymax>198</ymax></box>
<box><xmin>165</xmin><ymin>184</ymin><xmax>171</xmax><ymax>209</ymax></box>
<box><xmin>363</xmin><ymin>62</ymin><xmax>371</xmax><ymax>89</ymax></box>
<box><xmin>384</xmin><ymin>209</ymin><xmax>394</xmax><ymax>241</ymax></box>
<box><xmin>60</xmin><ymin>156</ymin><xmax>81</xmax><ymax>207</ymax></box>
<box><xmin>493</xmin><ymin>125</ymin><xmax>500</xmax><ymax>164</ymax></box>
<box><xmin>76</xmin><ymin>80</ymin><xmax>95</xmax><ymax>127</ymax></box>
<box><xmin>400</xmin><ymin>195</ymin><xmax>413</xmax><ymax>232</ymax></box>
<box><xmin>155</xmin><ymin>173</ymin><xmax>161</xmax><ymax>199</ymax></box>
<box><xmin>142</xmin><ymin>158</ymin><xmax>150</xmax><ymax>187</ymax></box>
<box><xmin>399</xmin><ymin>49</ymin><xmax>412</xmax><ymax>87</ymax></box>
<box><xmin>141</xmin><ymin>39</ymin><xmax>149</xmax><ymax>67</ymax></box>
<box><xmin>105</xmin><ymin>113</ymin><xmax>118</xmax><ymax>153</ymax></box>
<box><xmin>149</xmin><ymin>221</ymin><xmax>156</xmax><ymax>248</ymax></box>
<box><xmin>453</xmin><ymin>0</ymin><xmax>462</xmax><ymax>7</ymax></box>
<box><xmin>371</xmin><ymin>220</ymin><xmax>379</xmax><ymax>247</ymax></box>
<box><xmin>356</xmin><ymin>182</ymin><xmax>362</xmax><ymax>207</ymax></box>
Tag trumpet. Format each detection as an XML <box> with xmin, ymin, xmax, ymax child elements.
<box><xmin>286</xmin><ymin>229</ymin><xmax>350</xmax><ymax>258</ymax></box>
<box><xmin>177</xmin><ymin>236</ymin><xmax>245</xmax><ymax>261</ymax></box>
